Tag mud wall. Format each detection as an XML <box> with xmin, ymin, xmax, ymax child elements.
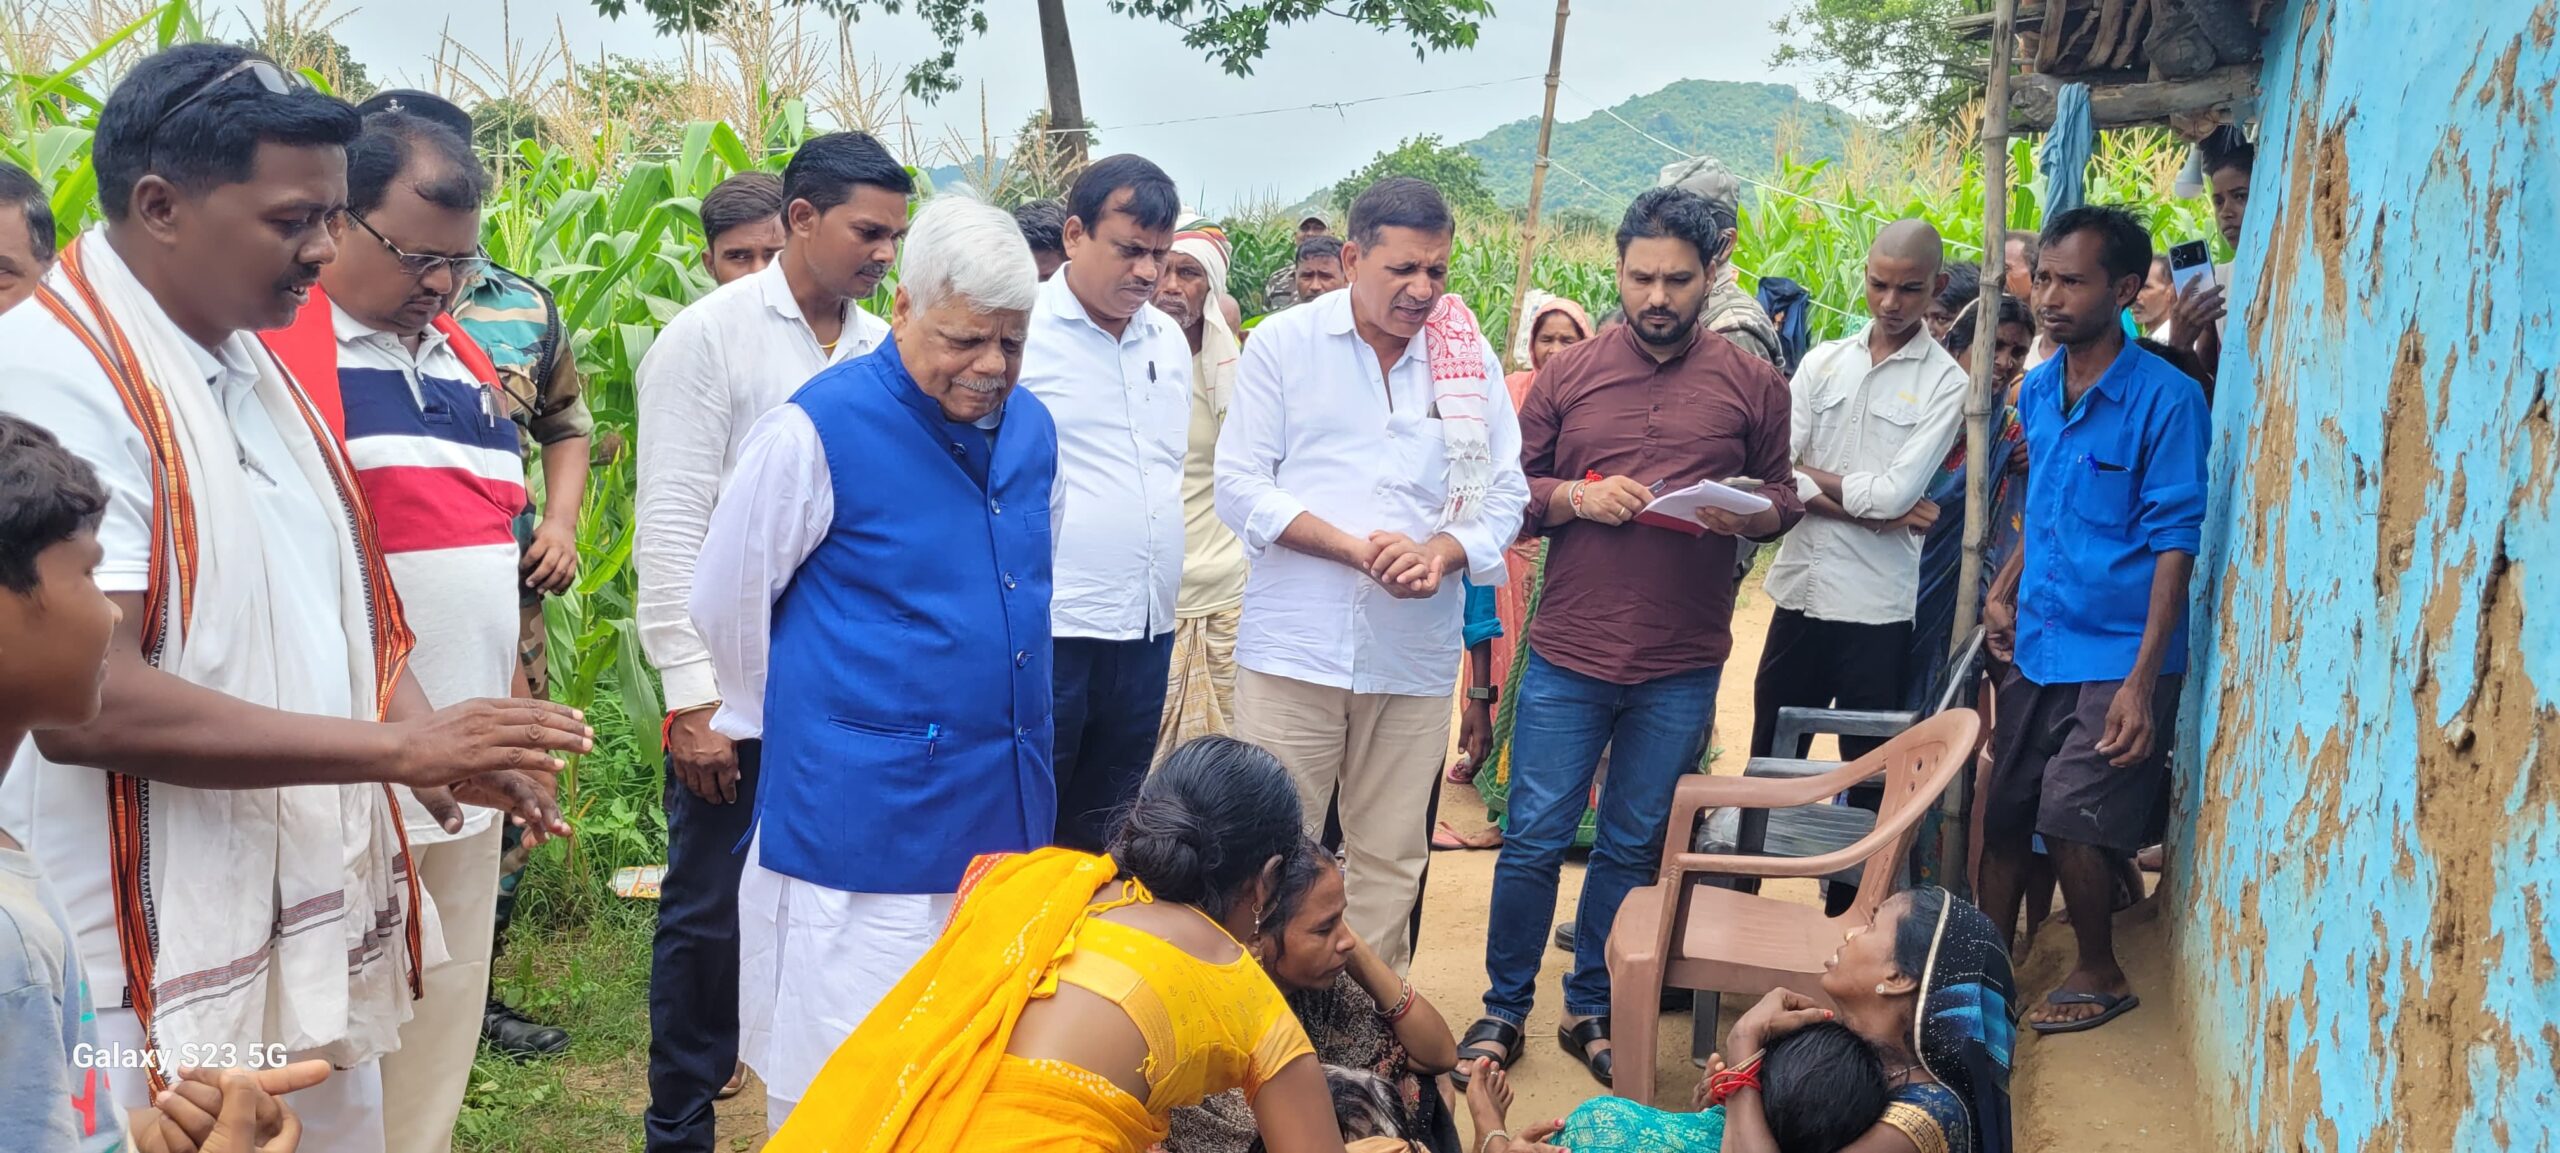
<box><xmin>2171</xmin><ymin>0</ymin><xmax>2559</xmax><ymax>1148</ymax></box>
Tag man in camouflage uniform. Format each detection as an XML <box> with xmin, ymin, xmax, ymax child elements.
<box><xmin>1657</xmin><ymin>154</ymin><xmax>1784</xmax><ymax>371</ymax></box>
<box><xmin>1260</xmin><ymin>214</ymin><xmax>1331</xmax><ymax>312</ymax></box>
<box><xmin>453</xmin><ymin>260</ymin><xmax>594</xmax><ymax>695</ymax></box>
<box><xmin>449</xmin><ymin>260</ymin><xmax>591</xmax><ymax>1059</ymax></box>
<box><xmin>1658</xmin><ymin>154</ymin><xmax>1783</xmax><ymax>587</ymax></box>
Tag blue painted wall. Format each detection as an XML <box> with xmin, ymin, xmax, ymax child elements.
<box><xmin>2174</xmin><ymin>0</ymin><xmax>2559</xmax><ymax>1148</ymax></box>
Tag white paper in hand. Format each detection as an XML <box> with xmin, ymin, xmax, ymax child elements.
<box><xmin>1634</xmin><ymin>479</ymin><xmax>1775</xmax><ymax>536</ymax></box>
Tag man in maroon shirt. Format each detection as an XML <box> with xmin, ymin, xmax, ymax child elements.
<box><xmin>1457</xmin><ymin>186</ymin><xmax>1804</xmax><ymax>1087</ymax></box>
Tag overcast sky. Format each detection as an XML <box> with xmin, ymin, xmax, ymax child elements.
<box><xmin>325</xmin><ymin>0</ymin><xmax>1826</xmax><ymax>211</ymax></box>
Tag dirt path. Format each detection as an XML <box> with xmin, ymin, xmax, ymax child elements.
<box><xmin>2011</xmin><ymin>897</ymin><xmax>2203</xmax><ymax>1151</ymax></box>
<box><xmin>1410</xmin><ymin>570</ymin><xmax>1834</xmax><ymax>1126</ymax></box>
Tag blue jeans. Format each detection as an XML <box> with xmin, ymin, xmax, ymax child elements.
<box><xmin>1482</xmin><ymin>649</ymin><xmax>1721</xmax><ymax>1022</ymax></box>
<box><xmin>1051</xmin><ymin>633</ymin><xmax>1176</xmax><ymax>852</ymax></box>
<box><xmin>646</xmin><ymin>741</ymin><xmax>760</xmax><ymax>1152</ymax></box>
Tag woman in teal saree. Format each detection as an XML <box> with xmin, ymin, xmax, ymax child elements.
<box><xmin>1528</xmin><ymin>887</ymin><xmax>2017</xmax><ymax>1153</ymax></box>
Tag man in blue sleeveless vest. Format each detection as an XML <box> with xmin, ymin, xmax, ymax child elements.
<box><xmin>688</xmin><ymin>194</ymin><xmax>1054</xmax><ymax>1136</ymax></box>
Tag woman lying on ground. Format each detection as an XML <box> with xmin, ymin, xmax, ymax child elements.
<box><xmin>1478</xmin><ymin>1018</ymin><xmax>1891</xmax><ymax>1153</ymax></box>
<box><xmin>1165</xmin><ymin>843</ymin><xmax>1462</xmax><ymax>1153</ymax></box>
<box><xmin>765</xmin><ymin>736</ymin><xmax>1349</xmax><ymax>1153</ymax></box>
<box><xmin>1491</xmin><ymin>887</ymin><xmax>2018</xmax><ymax>1153</ymax></box>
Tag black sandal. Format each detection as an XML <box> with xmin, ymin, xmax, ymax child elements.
<box><xmin>1559</xmin><ymin>1016</ymin><xmax>1614</xmax><ymax>1086</ymax></box>
<box><xmin>1449</xmin><ymin>1017</ymin><xmax>1523</xmax><ymax>1089</ymax></box>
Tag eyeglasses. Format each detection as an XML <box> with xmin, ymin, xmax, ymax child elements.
<box><xmin>347</xmin><ymin>212</ymin><xmax>491</xmax><ymax>283</ymax></box>
<box><xmin>151</xmin><ymin>59</ymin><xmax>305</xmax><ymax>139</ymax></box>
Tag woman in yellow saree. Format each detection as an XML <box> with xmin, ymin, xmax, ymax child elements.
<box><xmin>767</xmin><ymin>736</ymin><xmax>1351</xmax><ymax>1153</ymax></box>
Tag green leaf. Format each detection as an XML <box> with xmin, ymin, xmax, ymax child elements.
<box><xmin>529</xmin><ymin>189</ymin><xmax>603</xmax><ymax>262</ymax></box>
<box><xmin>619</xmin><ymin>321</ymin><xmax>660</xmax><ymax>365</ymax></box>
<box><xmin>574</xmin><ymin>519</ymin><xmax>634</xmax><ymax>597</ymax></box>
<box><xmin>708</xmin><ymin>120</ymin><xmax>755</xmax><ymax>174</ymax></box>
<box><xmin>676</xmin><ymin>122</ymin><xmax>713</xmax><ymax>196</ymax></box>
<box><xmin>614</xmin><ymin>621</ymin><xmax>663</xmax><ymax>758</ymax></box>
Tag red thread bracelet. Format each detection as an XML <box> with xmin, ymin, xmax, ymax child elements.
<box><xmin>662</xmin><ymin>704</ymin><xmax>716</xmax><ymax>749</ymax></box>
<box><xmin>1707</xmin><ymin>1052</ymin><xmax>1766</xmax><ymax>1107</ymax></box>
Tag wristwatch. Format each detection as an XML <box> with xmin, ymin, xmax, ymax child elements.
<box><xmin>1466</xmin><ymin>686</ymin><xmax>1498</xmax><ymax>703</ymax></box>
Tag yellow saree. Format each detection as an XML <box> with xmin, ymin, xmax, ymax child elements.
<box><xmin>766</xmin><ymin>848</ymin><xmax>1312</xmax><ymax>1153</ymax></box>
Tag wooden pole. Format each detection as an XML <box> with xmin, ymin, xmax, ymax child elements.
<box><xmin>1946</xmin><ymin>0</ymin><xmax>2017</xmax><ymax>899</ymax></box>
<box><xmin>1953</xmin><ymin>2</ymin><xmax>2015</xmax><ymax>662</ymax></box>
<box><xmin>1503</xmin><ymin>0</ymin><xmax>1571</xmax><ymax>362</ymax></box>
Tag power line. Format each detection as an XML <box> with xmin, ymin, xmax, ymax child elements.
<box><xmin>1556</xmin><ymin>81</ymin><xmax>1987</xmax><ymax>256</ymax></box>
<box><xmin>1538</xmin><ymin>156</ymin><xmax>1864</xmax><ymax>322</ymax></box>
<box><xmin>1039</xmin><ymin>74</ymin><xmax>1544</xmax><ymax>136</ymax></box>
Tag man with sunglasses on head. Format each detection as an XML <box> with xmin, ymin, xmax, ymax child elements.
<box><xmin>257</xmin><ymin>106</ymin><xmax>525</xmax><ymax>1153</ymax></box>
<box><xmin>0</xmin><ymin>45</ymin><xmax>590</xmax><ymax>1152</ymax></box>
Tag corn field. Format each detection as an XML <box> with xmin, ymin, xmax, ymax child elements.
<box><xmin>6</xmin><ymin>0</ymin><xmax>2221</xmax><ymax>921</ymax></box>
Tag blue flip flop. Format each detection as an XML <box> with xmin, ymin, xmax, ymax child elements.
<box><xmin>2030</xmin><ymin>989</ymin><xmax>2140</xmax><ymax>1034</ymax></box>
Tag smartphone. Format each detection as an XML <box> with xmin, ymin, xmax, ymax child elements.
<box><xmin>2169</xmin><ymin>240</ymin><xmax>2216</xmax><ymax>294</ymax></box>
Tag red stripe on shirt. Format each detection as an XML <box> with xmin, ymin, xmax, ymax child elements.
<box><xmin>355</xmin><ymin>464</ymin><xmax>528</xmax><ymax>555</ymax></box>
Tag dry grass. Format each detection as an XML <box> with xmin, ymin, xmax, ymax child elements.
<box><xmin>420</xmin><ymin>0</ymin><xmax>917</xmax><ymax>169</ymax></box>
<box><xmin>0</xmin><ymin>0</ymin><xmax>169</xmax><ymax>134</ymax></box>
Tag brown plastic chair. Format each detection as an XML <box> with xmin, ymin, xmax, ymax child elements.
<box><xmin>1603</xmin><ymin>708</ymin><xmax>1983</xmax><ymax>1105</ymax></box>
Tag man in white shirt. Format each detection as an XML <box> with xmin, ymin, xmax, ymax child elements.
<box><xmin>1215</xmin><ymin>177</ymin><xmax>1529</xmax><ymax>971</ymax></box>
<box><xmin>632</xmin><ymin>131</ymin><xmax>910</xmax><ymax>1152</ymax></box>
<box><xmin>1018</xmin><ymin>155</ymin><xmax>1191</xmax><ymax>852</ymax></box>
<box><xmin>1753</xmin><ymin>220</ymin><xmax>1970</xmax><ymax>770</ymax></box>
<box><xmin>0</xmin><ymin>45</ymin><xmax>587</xmax><ymax>1149</ymax></box>
<box><xmin>687</xmin><ymin>195</ymin><xmax>1052</xmax><ymax>1135</ymax></box>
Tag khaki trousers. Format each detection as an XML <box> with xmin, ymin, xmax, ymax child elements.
<box><xmin>1234</xmin><ymin>666</ymin><xmax>1452</xmax><ymax>972</ymax></box>
<box><xmin>380</xmin><ymin>820</ymin><xmax>503</xmax><ymax>1153</ymax></box>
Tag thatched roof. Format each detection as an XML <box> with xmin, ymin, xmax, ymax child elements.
<box><xmin>1954</xmin><ymin>0</ymin><xmax>2278</xmax><ymax>130</ymax></box>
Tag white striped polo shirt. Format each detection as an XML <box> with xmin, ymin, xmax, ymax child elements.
<box><xmin>332</xmin><ymin>302</ymin><xmax>526</xmax><ymax>843</ymax></box>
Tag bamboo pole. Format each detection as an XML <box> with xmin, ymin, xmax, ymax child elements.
<box><xmin>1502</xmin><ymin>0</ymin><xmax>1571</xmax><ymax>360</ymax></box>
<box><xmin>1957</xmin><ymin>13</ymin><xmax>2017</xmax><ymax>648</ymax></box>
<box><xmin>1946</xmin><ymin>0</ymin><xmax>2018</xmax><ymax>898</ymax></box>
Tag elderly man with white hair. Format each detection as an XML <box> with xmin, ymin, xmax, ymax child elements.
<box><xmin>687</xmin><ymin>193</ymin><xmax>1056</xmax><ymax>1135</ymax></box>
<box><xmin>1150</xmin><ymin>214</ymin><xmax>1248</xmax><ymax>756</ymax></box>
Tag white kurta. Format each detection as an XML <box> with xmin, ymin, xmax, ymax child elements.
<box><xmin>734</xmin><ymin>834</ymin><xmax>952</xmax><ymax>1127</ymax></box>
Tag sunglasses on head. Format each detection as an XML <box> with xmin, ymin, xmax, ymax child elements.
<box><xmin>152</xmin><ymin>59</ymin><xmax>306</xmax><ymax>138</ymax></box>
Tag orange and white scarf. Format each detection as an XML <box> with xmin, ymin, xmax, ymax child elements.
<box><xmin>32</xmin><ymin>231</ymin><xmax>436</xmax><ymax>1084</ymax></box>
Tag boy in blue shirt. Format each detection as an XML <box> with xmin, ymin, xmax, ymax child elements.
<box><xmin>0</xmin><ymin>415</ymin><xmax>325</xmax><ymax>1151</ymax></box>
<box><xmin>1979</xmin><ymin>207</ymin><xmax>2210</xmax><ymax>1036</ymax></box>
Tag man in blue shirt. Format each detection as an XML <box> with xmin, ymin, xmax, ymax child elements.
<box><xmin>1980</xmin><ymin>206</ymin><xmax>2209</xmax><ymax>1035</ymax></box>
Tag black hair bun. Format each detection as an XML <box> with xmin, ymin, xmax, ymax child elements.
<box><xmin>1111</xmin><ymin>797</ymin><xmax>1225</xmax><ymax>905</ymax></box>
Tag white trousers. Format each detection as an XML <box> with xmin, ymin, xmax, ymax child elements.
<box><xmin>99</xmin><ymin>1007</ymin><xmax>386</xmax><ymax>1153</ymax></box>
<box><xmin>379</xmin><ymin>821</ymin><xmax>502</xmax><ymax>1153</ymax></box>
<box><xmin>735</xmin><ymin>833</ymin><xmax>951</xmax><ymax>1134</ymax></box>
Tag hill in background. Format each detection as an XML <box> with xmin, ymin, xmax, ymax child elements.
<box><xmin>923</xmin><ymin>79</ymin><xmax>1861</xmax><ymax>218</ymax></box>
<box><xmin>1461</xmin><ymin>79</ymin><xmax>1857</xmax><ymax>215</ymax></box>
